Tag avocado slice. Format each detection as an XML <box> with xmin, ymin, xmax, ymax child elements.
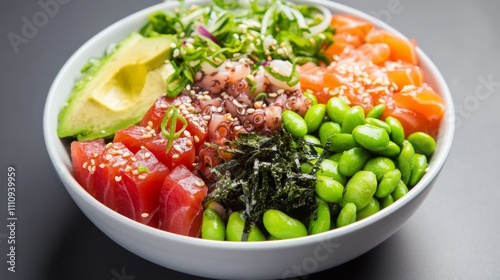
<box><xmin>57</xmin><ymin>32</ymin><xmax>176</xmax><ymax>140</ymax></box>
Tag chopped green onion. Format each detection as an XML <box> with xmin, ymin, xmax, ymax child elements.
<box><xmin>161</xmin><ymin>106</ymin><xmax>188</xmax><ymax>153</ymax></box>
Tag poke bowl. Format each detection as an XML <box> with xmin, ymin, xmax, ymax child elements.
<box><xmin>43</xmin><ymin>0</ymin><xmax>455</xmax><ymax>279</ymax></box>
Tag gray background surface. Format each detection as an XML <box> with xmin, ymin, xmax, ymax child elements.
<box><xmin>1</xmin><ymin>0</ymin><xmax>499</xmax><ymax>279</ymax></box>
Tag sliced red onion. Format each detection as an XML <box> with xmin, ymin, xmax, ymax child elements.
<box><xmin>197</xmin><ymin>25</ymin><xmax>219</xmax><ymax>45</ymax></box>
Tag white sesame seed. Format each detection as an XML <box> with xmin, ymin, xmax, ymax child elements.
<box><xmin>105</xmin><ymin>154</ymin><xmax>113</xmax><ymax>161</ymax></box>
<box><xmin>174</xmin><ymin>145</ymin><xmax>183</xmax><ymax>153</ymax></box>
<box><xmin>144</xmin><ymin>152</ymin><xmax>151</xmax><ymax>159</ymax></box>
<box><xmin>203</xmin><ymin>115</ymin><xmax>211</xmax><ymax>121</ymax></box>
<box><xmin>115</xmin><ymin>176</ymin><xmax>122</xmax><ymax>182</ymax></box>
<box><xmin>138</xmin><ymin>174</ymin><xmax>147</xmax><ymax>180</ymax></box>
<box><xmin>141</xmin><ymin>213</ymin><xmax>149</xmax><ymax>218</ymax></box>
<box><xmin>99</xmin><ymin>163</ymin><xmax>106</xmax><ymax>169</ymax></box>
<box><xmin>130</xmin><ymin>157</ymin><xmax>137</xmax><ymax>162</ymax></box>
<box><xmin>246</xmin><ymin>108</ymin><xmax>255</xmax><ymax>114</ymax></box>
<box><xmin>105</xmin><ymin>142</ymin><xmax>113</xmax><ymax>149</ymax></box>
<box><xmin>172</xmin><ymin>154</ymin><xmax>180</xmax><ymax>159</ymax></box>
<box><xmin>173</xmin><ymin>48</ymin><xmax>180</xmax><ymax>58</ymax></box>
<box><xmin>82</xmin><ymin>162</ymin><xmax>88</xmax><ymax>169</ymax></box>
<box><xmin>186</xmin><ymin>140</ymin><xmax>193</xmax><ymax>147</ymax></box>
<box><xmin>124</xmin><ymin>165</ymin><xmax>132</xmax><ymax>172</ymax></box>
<box><xmin>132</xmin><ymin>170</ymin><xmax>139</xmax><ymax>175</ymax></box>
<box><xmin>194</xmin><ymin>135</ymin><xmax>200</xmax><ymax>143</ymax></box>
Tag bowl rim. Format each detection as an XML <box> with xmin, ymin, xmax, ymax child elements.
<box><xmin>43</xmin><ymin>0</ymin><xmax>455</xmax><ymax>251</ymax></box>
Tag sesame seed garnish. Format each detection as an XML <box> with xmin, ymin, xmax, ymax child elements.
<box><xmin>115</xmin><ymin>176</ymin><xmax>122</xmax><ymax>182</ymax></box>
<box><xmin>170</xmin><ymin>42</ymin><xmax>176</xmax><ymax>48</ymax></box>
<box><xmin>183</xmin><ymin>130</ymin><xmax>192</xmax><ymax>138</ymax></box>
<box><xmin>105</xmin><ymin>142</ymin><xmax>113</xmax><ymax>149</ymax></box>
<box><xmin>160</xmin><ymin>103</ymin><xmax>168</xmax><ymax>109</ymax></box>
<box><xmin>105</xmin><ymin>154</ymin><xmax>113</xmax><ymax>161</ymax></box>
<box><xmin>99</xmin><ymin>163</ymin><xmax>106</xmax><ymax>169</ymax></box>
<box><xmin>195</xmin><ymin>181</ymin><xmax>205</xmax><ymax>187</ymax></box>
<box><xmin>203</xmin><ymin>115</ymin><xmax>211</xmax><ymax>121</ymax></box>
<box><xmin>159</xmin><ymin>139</ymin><xmax>166</xmax><ymax>144</ymax></box>
<box><xmin>174</xmin><ymin>145</ymin><xmax>183</xmax><ymax>153</ymax></box>
<box><xmin>93</xmin><ymin>153</ymin><xmax>99</xmax><ymax>158</ymax></box>
<box><xmin>119</xmin><ymin>160</ymin><xmax>127</xmax><ymax>166</ymax></box>
<box><xmin>172</xmin><ymin>154</ymin><xmax>180</xmax><ymax>159</ymax></box>
<box><xmin>124</xmin><ymin>165</ymin><xmax>132</xmax><ymax>172</ymax></box>
<box><xmin>141</xmin><ymin>213</ymin><xmax>149</xmax><ymax>218</ymax></box>
<box><xmin>132</xmin><ymin>170</ymin><xmax>139</xmax><ymax>175</ymax></box>
<box><xmin>122</xmin><ymin>152</ymin><xmax>130</xmax><ymax>158</ymax></box>
<box><xmin>130</xmin><ymin>156</ymin><xmax>137</xmax><ymax>162</ymax></box>
<box><xmin>82</xmin><ymin>162</ymin><xmax>88</xmax><ymax>169</ymax></box>
<box><xmin>144</xmin><ymin>152</ymin><xmax>151</xmax><ymax>159</ymax></box>
<box><xmin>138</xmin><ymin>174</ymin><xmax>146</xmax><ymax>180</ymax></box>
<box><xmin>194</xmin><ymin>135</ymin><xmax>200</xmax><ymax>143</ymax></box>
<box><xmin>186</xmin><ymin>140</ymin><xmax>193</xmax><ymax>146</ymax></box>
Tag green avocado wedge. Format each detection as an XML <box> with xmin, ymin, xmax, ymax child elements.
<box><xmin>57</xmin><ymin>33</ymin><xmax>176</xmax><ymax>140</ymax></box>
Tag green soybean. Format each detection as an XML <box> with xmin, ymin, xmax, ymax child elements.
<box><xmin>329</xmin><ymin>133</ymin><xmax>359</xmax><ymax>152</ymax></box>
<box><xmin>304</xmin><ymin>135</ymin><xmax>324</xmax><ymax>155</ymax></box>
<box><xmin>226</xmin><ymin>212</ymin><xmax>266</xmax><ymax>242</ymax></box>
<box><xmin>338</xmin><ymin>147</ymin><xmax>371</xmax><ymax>177</ymax></box>
<box><xmin>263</xmin><ymin>209</ymin><xmax>308</xmax><ymax>239</ymax></box>
<box><xmin>315</xmin><ymin>176</ymin><xmax>344</xmax><ymax>203</ymax></box>
<box><xmin>408</xmin><ymin>132</ymin><xmax>436</xmax><ymax>157</ymax></box>
<box><xmin>374</xmin><ymin>141</ymin><xmax>401</xmax><ymax>158</ymax></box>
<box><xmin>341</xmin><ymin>105</ymin><xmax>365</xmax><ymax>133</ymax></box>
<box><xmin>366</xmin><ymin>103</ymin><xmax>386</xmax><ymax>119</ymax></box>
<box><xmin>314</xmin><ymin>159</ymin><xmax>347</xmax><ymax>185</ymax></box>
<box><xmin>319</xmin><ymin>122</ymin><xmax>341</xmax><ymax>147</ymax></box>
<box><xmin>304</xmin><ymin>104</ymin><xmax>326</xmax><ymax>133</ymax></box>
<box><xmin>201</xmin><ymin>208</ymin><xmax>226</xmax><ymax>241</ymax></box>
<box><xmin>303</xmin><ymin>91</ymin><xmax>318</xmax><ymax>106</ymax></box>
<box><xmin>352</xmin><ymin>124</ymin><xmax>390</xmax><ymax>152</ymax></box>
<box><xmin>356</xmin><ymin>197</ymin><xmax>380</xmax><ymax>220</ymax></box>
<box><xmin>375</xmin><ymin>169</ymin><xmax>402</xmax><ymax>198</ymax></box>
<box><xmin>308</xmin><ymin>198</ymin><xmax>331</xmax><ymax>235</ymax></box>
<box><xmin>365</xmin><ymin>117</ymin><xmax>392</xmax><ymax>134</ymax></box>
<box><xmin>337</xmin><ymin>202</ymin><xmax>357</xmax><ymax>227</ymax></box>
<box><xmin>379</xmin><ymin>194</ymin><xmax>394</xmax><ymax>208</ymax></box>
<box><xmin>328</xmin><ymin>152</ymin><xmax>343</xmax><ymax>162</ymax></box>
<box><xmin>409</xmin><ymin>153</ymin><xmax>428</xmax><ymax>187</ymax></box>
<box><xmin>385</xmin><ymin>116</ymin><xmax>405</xmax><ymax>146</ymax></box>
<box><xmin>398</xmin><ymin>140</ymin><xmax>415</xmax><ymax>185</ymax></box>
<box><xmin>343</xmin><ymin>170</ymin><xmax>377</xmax><ymax>209</ymax></box>
<box><xmin>363</xmin><ymin>157</ymin><xmax>396</xmax><ymax>182</ymax></box>
<box><xmin>392</xmin><ymin>180</ymin><xmax>409</xmax><ymax>201</ymax></box>
<box><xmin>282</xmin><ymin>110</ymin><xmax>308</xmax><ymax>137</ymax></box>
<box><xmin>326</xmin><ymin>97</ymin><xmax>350</xmax><ymax>124</ymax></box>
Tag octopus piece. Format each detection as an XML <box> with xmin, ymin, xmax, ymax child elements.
<box><xmin>197</xmin><ymin>59</ymin><xmax>252</xmax><ymax>95</ymax></box>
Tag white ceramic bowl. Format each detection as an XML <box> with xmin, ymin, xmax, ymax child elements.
<box><xmin>43</xmin><ymin>0</ymin><xmax>455</xmax><ymax>279</ymax></box>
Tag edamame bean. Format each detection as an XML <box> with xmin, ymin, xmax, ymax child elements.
<box><xmin>304</xmin><ymin>104</ymin><xmax>326</xmax><ymax>133</ymax></box>
<box><xmin>365</xmin><ymin>117</ymin><xmax>392</xmax><ymax>134</ymax></box>
<box><xmin>343</xmin><ymin>170</ymin><xmax>377</xmax><ymax>209</ymax></box>
<box><xmin>363</xmin><ymin>157</ymin><xmax>396</xmax><ymax>182</ymax></box>
<box><xmin>326</xmin><ymin>97</ymin><xmax>350</xmax><ymax>124</ymax></box>
<box><xmin>374</xmin><ymin>141</ymin><xmax>401</xmax><ymax>158</ymax></box>
<box><xmin>391</xmin><ymin>180</ymin><xmax>408</xmax><ymax>201</ymax></box>
<box><xmin>338</xmin><ymin>147</ymin><xmax>371</xmax><ymax>177</ymax></box>
<box><xmin>308</xmin><ymin>198</ymin><xmax>331</xmax><ymax>235</ymax></box>
<box><xmin>315</xmin><ymin>159</ymin><xmax>347</xmax><ymax>185</ymax></box>
<box><xmin>408</xmin><ymin>132</ymin><xmax>436</xmax><ymax>157</ymax></box>
<box><xmin>398</xmin><ymin>140</ymin><xmax>415</xmax><ymax>185</ymax></box>
<box><xmin>409</xmin><ymin>153</ymin><xmax>428</xmax><ymax>187</ymax></box>
<box><xmin>329</xmin><ymin>133</ymin><xmax>359</xmax><ymax>152</ymax></box>
<box><xmin>303</xmin><ymin>91</ymin><xmax>318</xmax><ymax>106</ymax></box>
<box><xmin>366</xmin><ymin>103</ymin><xmax>386</xmax><ymax>119</ymax></box>
<box><xmin>375</xmin><ymin>169</ymin><xmax>401</xmax><ymax>198</ymax></box>
<box><xmin>328</xmin><ymin>152</ymin><xmax>343</xmax><ymax>162</ymax></box>
<box><xmin>385</xmin><ymin>116</ymin><xmax>405</xmax><ymax>146</ymax></box>
<box><xmin>315</xmin><ymin>176</ymin><xmax>344</xmax><ymax>203</ymax></box>
<box><xmin>263</xmin><ymin>209</ymin><xmax>308</xmax><ymax>239</ymax></box>
<box><xmin>341</xmin><ymin>105</ymin><xmax>365</xmax><ymax>133</ymax></box>
<box><xmin>379</xmin><ymin>194</ymin><xmax>394</xmax><ymax>208</ymax></box>
<box><xmin>319</xmin><ymin>122</ymin><xmax>341</xmax><ymax>147</ymax></box>
<box><xmin>226</xmin><ymin>211</ymin><xmax>266</xmax><ymax>242</ymax></box>
<box><xmin>356</xmin><ymin>197</ymin><xmax>380</xmax><ymax>220</ymax></box>
<box><xmin>304</xmin><ymin>135</ymin><xmax>324</xmax><ymax>155</ymax></box>
<box><xmin>282</xmin><ymin>110</ymin><xmax>307</xmax><ymax>137</ymax></box>
<box><xmin>352</xmin><ymin>124</ymin><xmax>390</xmax><ymax>152</ymax></box>
<box><xmin>201</xmin><ymin>208</ymin><xmax>226</xmax><ymax>241</ymax></box>
<box><xmin>336</xmin><ymin>202</ymin><xmax>357</xmax><ymax>227</ymax></box>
